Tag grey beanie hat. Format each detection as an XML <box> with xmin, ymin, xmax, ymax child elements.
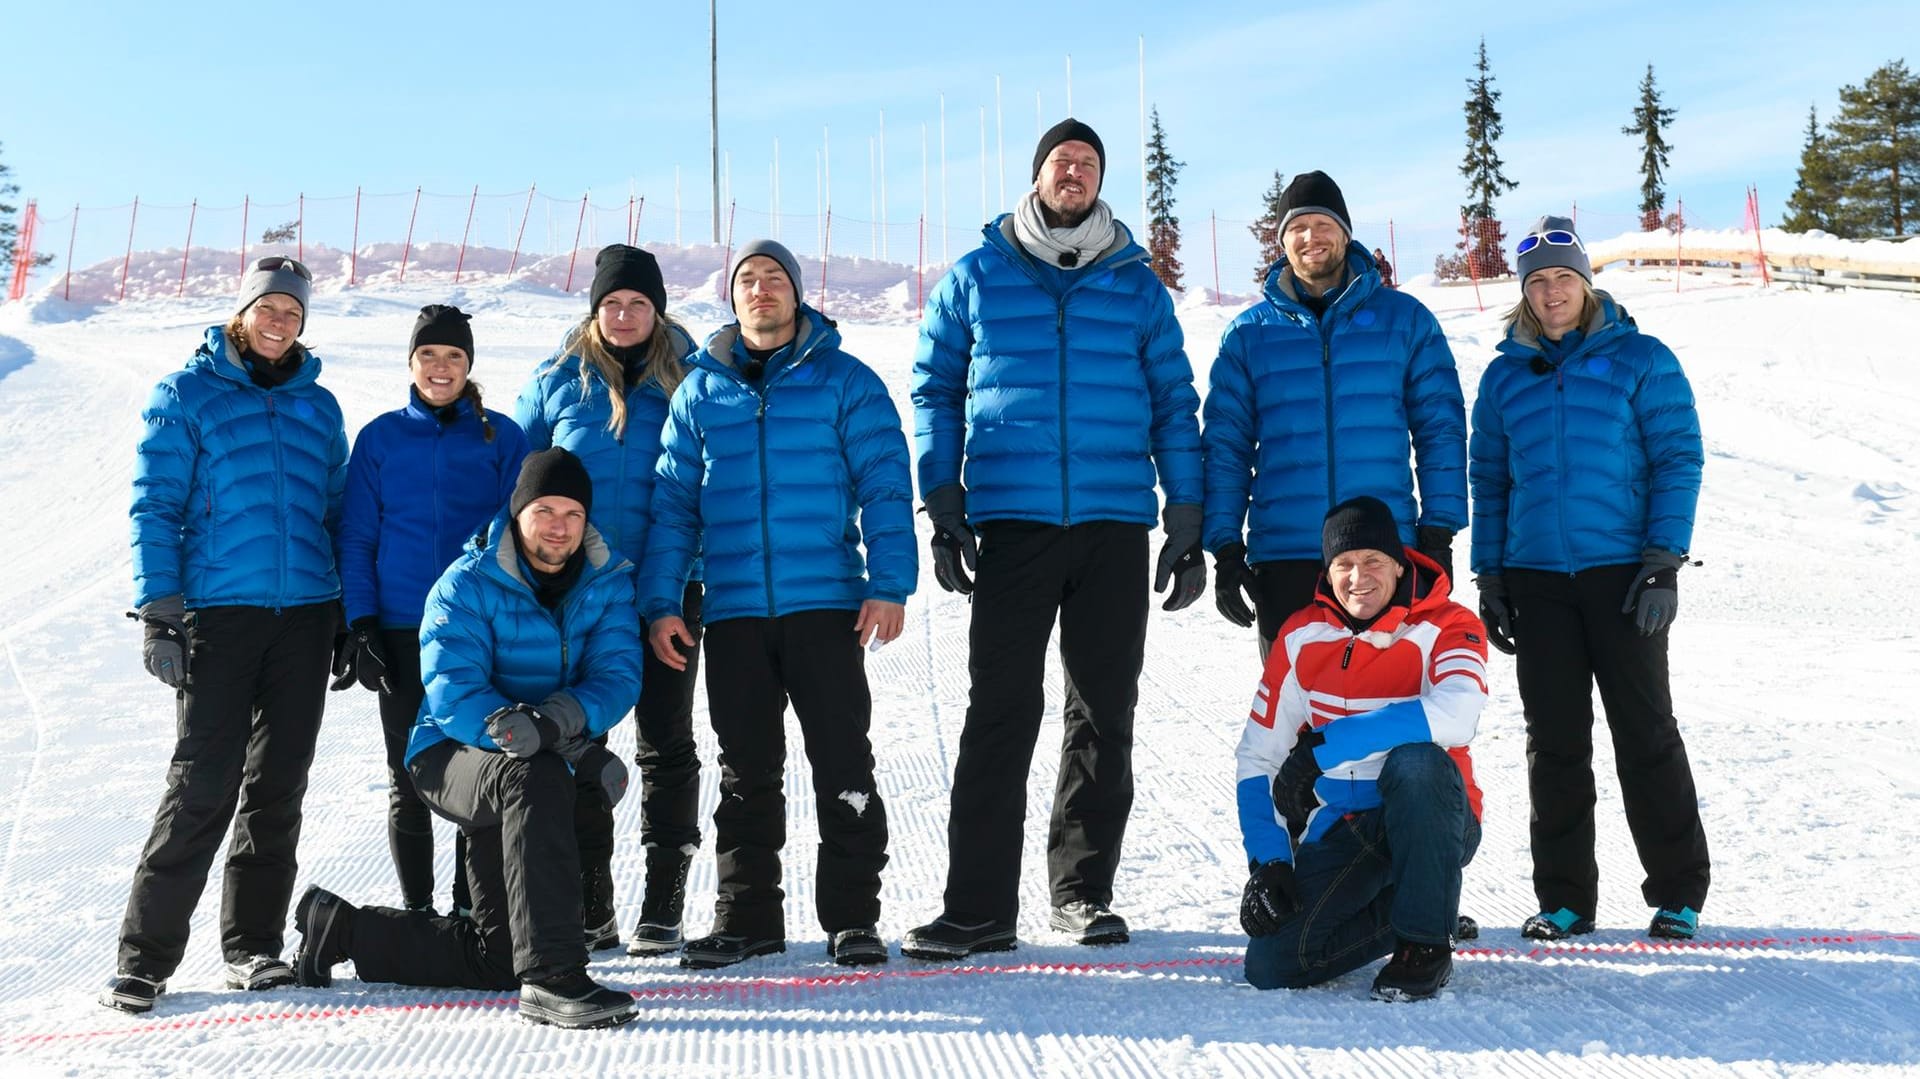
<box><xmin>1517</xmin><ymin>214</ymin><xmax>1592</xmax><ymax>284</ymax></box>
<box><xmin>729</xmin><ymin>239</ymin><xmax>804</xmax><ymax>308</ymax></box>
<box><xmin>237</xmin><ymin>256</ymin><xmax>313</xmax><ymax>333</ymax></box>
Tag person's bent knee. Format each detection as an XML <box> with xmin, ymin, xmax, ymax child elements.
<box><xmin>1244</xmin><ymin>935</ymin><xmax>1319</xmax><ymax>991</ymax></box>
<box><xmin>1380</xmin><ymin>741</ymin><xmax>1454</xmax><ymax>790</ymax></box>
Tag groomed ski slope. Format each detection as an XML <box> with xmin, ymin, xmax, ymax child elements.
<box><xmin>0</xmin><ymin>266</ymin><xmax>1915</xmax><ymax>1077</ymax></box>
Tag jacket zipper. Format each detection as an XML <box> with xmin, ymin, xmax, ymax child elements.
<box><xmin>267</xmin><ymin>393</ymin><xmax>286</xmax><ymax>613</ymax></box>
<box><xmin>1057</xmin><ymin>300</ymin><xmax>1070</xmax><ymax>525</ymax></box>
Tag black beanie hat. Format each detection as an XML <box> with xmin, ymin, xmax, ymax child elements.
<box><xmin>589</xmin><ymin>244</ymin><xmax>668</xmax><ymax>318</ymax></box>
<box><xmin>1032</xmin><ymin>118</ymin><xmax>1106</xmax><ymax>188</ymax></box>
<box><xmin>1278</xmin><ymin>171</ymin><xmax>1353</xmax><ymax>238</ymax></box>
<box><xmin>1321</xmin><ymin>495</ymin><xmax>1407</xmax><ymax>568</ymax></box>
<box><xmin>510</xmin><ymin>447</ymin><xmax>593</xmax><ymax>519</ymax></box>
<box><xmin>409</xmin><ymin>304</ymin><xmax>474</xmax><ymax>365</ymax></box>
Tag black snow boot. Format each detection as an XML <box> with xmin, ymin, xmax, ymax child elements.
<box><xmin>1370</xmin><ymin>939</ymin><xmax>1453</xmax><ymax>1002</ymax></box>
<box><xmin>582</xmin><ymin>864</ymin><xmax>619</xmax><ymax>952</ymax></box>
<box><xmin>519</xmin><ymin>968</ymin><xmax>637</xmax><ymax>1029</ymax></box>
<box><xmin>627</xmin><ymin>845</ymin><xmax>692</xmax><ymax>957</ymax></box>
<box><xmin>292</xmin><ymin>886</ymin><xmax>356</xmax><ymax>988</ymax></box>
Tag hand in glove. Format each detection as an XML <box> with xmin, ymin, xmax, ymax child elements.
<box><xmin>557</xmin><ymin>737</ymin><xmax>630</xmax><ymax>809</ymax></box>
<box><xmin>1213</xmin><ymin>541</ymin><xmax>1257</xmax><ymax>628</ymax></box>
<box><xmin>1416</xmin><ymin>525</ymin><xmax>1456</xmax><ymax>583</ymax></box>
<box><xmin>1154</xmin><ymin>504</ymin><xmax>1206</xmax><ymax>612</ymax></box>
<box><xmin>1240</xmin><ymin>859</ymin><xmax>1302</xmax><ymax>937</ymax></box>
<box><xmin>330</xmin><ymin>616</ymin><xmax>394</xmax><ymax>694</ymax></box>
<box><xmin>1272</xmin><ymin>726</ymin><xmax>1326</xmax><ymax>827</ymax></box>
<box><xmin>923</xmin><ymin>484</ymin><xmax>978</xmax><ymax>595</ymax></box>
<box><xmin>1476</xmin><ymin>574</ymin><xmax>1516</xmax><ymax>655</ymax></box>
<box><xmin>484</xmin><ymin>704</ymin><xmax>559</xmax><ymax>758</ymax></box>
<box><xmin>1622</xmin><ymin>549</ymin><xmax>1684</xmax><ymax>637</ymax></box>
<box><xmin>132</xmin><ymin>595</ymin><xmax>190</xmax><ymax>689</ymax></box>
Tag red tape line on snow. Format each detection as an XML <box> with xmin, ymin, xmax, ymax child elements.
<box><xmin>13</xmin><ymin>935</ymin><xmax>1917</xmax><ymax>1047</ymax></box>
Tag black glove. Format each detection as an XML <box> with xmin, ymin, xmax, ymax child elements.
<box><xmin>1622</xmin><ymin>549</ymin><xmax>1684</xmax><ymax>636</ymax></box>
<box><xmin>1240</xmin><ymin>859</ymin><xmax>1302</xmax><ymax>937</ymax></box>
<box><xmin>484</xmin><ymin>704</ymin><xmax>560</xmax><ymax>758</ymax></box>
<box><xmin>558</xmin><ymin>738</ymin><xmax>630</xmax><ymax>809</ymax></box>
<box><xmin>924</xmin><ymin>484</ymin><xmax>978</xmax><ymax>595</ymax></box>
<box><xmin>1476</xmin><ymin>574</ymin><xmax>1516</xmax><ymax>655</ymax></box>
<box><xmin>1273</xmin><ymin>727</ymin><xmax>1326</xmax><ymax>827</ymax></box>
<box><xmin>1416</xmin><ymin>525</ymin><xmax>1455</xmax><ymax>582</ymax></box>
<box><xmin>330</xmin><ymin>616</ymin><xmax>394</xmax><ymax>694</ymax></box>
<box><xmin>1152</xmin><ymin>504</ymin><xmax>1206</xmax><ymax>612</ymax></box>
<box><xmin>132</xmin><ymin>595</ymin><xmax>190</xmax><ymax>689</ymax></box>
<box><xmin>1213</xmin><ymin>541</ymin><xmax>1257</xmax><ymax>628</ymax></box>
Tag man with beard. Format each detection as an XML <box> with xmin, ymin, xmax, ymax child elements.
<box><xmin>905</xmin><ymin>119</ymin><xmax>1203</xmax><ymax>959</ymax></box>
<box><xmin>1201</xmin><ymin>172</ymin><xmax>1466</xmax><ymax>651</ymax></box>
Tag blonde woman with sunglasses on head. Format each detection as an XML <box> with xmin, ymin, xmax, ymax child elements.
<box><xmin>106</xmin><ymin>256</ymin><xmax>349</xmax><ymax>1013</ymax></box>
<box><xmin>1468</xmin><ymin>215</ymin><xmax>1710</xmax><ymax>944</ymax></box>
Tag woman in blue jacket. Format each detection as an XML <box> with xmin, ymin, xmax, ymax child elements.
<box><xmin>105</xmin><ymin>257</ymin><xmax>348</xmax><ymax>1014</ymax></box>
<box><xmin>334</xmin><ymin>305</ymin><xmax>528</xmax><ymax>916</ymax></box>
<box><xmin>1469</xmin><ymin>216</ymin><xmax>1710</xmax><ymax>943</ymax></box>
<box><xmin>513</xmin><ymin>244</ymin><xmax>701</xmax><ymax>956</ymax></box>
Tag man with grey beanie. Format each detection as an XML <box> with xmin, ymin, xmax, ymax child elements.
<box><xmin>1201</xmin><ymin>169</ymin><xmax>1466</xmax><ymax>653</ymax></box>
<box><xmin>906</xmin><ymin>119</ymin><xmax>1203</xmax><ymax>959</ymax></box>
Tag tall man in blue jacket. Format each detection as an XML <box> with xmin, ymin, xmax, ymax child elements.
<box><xmin>291</xmin><ymin>448</ymin><xmax>643</xmax><ymax>1030</ymax></box>
<box><xmin>641</xmin><ymin>239</ymin><xmax>916</xmax><ymax>970</ymax></box>
<box><xmin>906</xmin><ymin>119</ymin><xmax>1205</xmax><ymax>959</ymax></box>
<box><xmin>1202</xmin><ymin>171</ymin><xmax>1467</xmax><ymax>647</ymax></box>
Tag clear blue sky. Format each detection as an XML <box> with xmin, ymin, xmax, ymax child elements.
<box><xmin>7</xmin><ymin>0</ymin><xmax>1914</xmax><ymax>277</ymax></box>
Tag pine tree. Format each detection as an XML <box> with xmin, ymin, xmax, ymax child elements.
<box><xmin>1143</xmin><ymin>107</ymin><xmax>1185</xmax><ymax>291</ymax></box>
<box><xmin>1458</xmin><ymin>38</ymin><xmax>1517</xmax><ymax>277</ymax></box>
<box><xmin>1248</xmin><ymin>171</ymin><xmax>1287</xmax><ymax>288</ymax></box>
<box><xmin>1622</xmin><ymin>64</ymin><xmax>1677</xmax><ymax>231</ymax></box>
<box><xmin>1827</xmin><ymin>59</ymin><xmax>1920</xmax><ymax>236</ymax></box>
<box><xmin>1</xmin><ymin>142</ymin><xmax>53</xmax><ymax>271</ymax></box>
<box><xmin>1783</xmin><ymin>105</ymin><xmax>1847</xmax><ymax>234</ymax></box>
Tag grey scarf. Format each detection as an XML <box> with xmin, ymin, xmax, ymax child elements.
<box><xmin>1011</xmin><ymin>191</ymin><xmax>1116</xmax><ymax>270</ymax></box>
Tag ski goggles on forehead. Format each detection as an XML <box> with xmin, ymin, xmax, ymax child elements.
<box><xmin>1515</xmin><ymin>230</ymin><xmax>1584</xmax><ymax>257</ymax></box>
<box><xmin>250</xmin><ymin>255</ymin><xmax>313</xmax><ymax>281</ymax></box>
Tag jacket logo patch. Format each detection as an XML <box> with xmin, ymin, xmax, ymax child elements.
<box><xmin>1465</xmin><ymin>632</ymin><xmax>1482</xmax><ymax>644</ymax></box>
<box><xmin>1353</xmin><ymin>310</ymin><xmax>1376</xmax><ymax>327</ymax></box>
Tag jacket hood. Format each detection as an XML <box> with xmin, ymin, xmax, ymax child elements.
<box><xmin>1260</xmin><ymin>241</ymin><xmax>1382</xmax><ymax>319</ymax></box>
<box><xmin>696</xmin><ymin>303</ymin><xmax>840</xmax><ymax>380</ymax></box>
<box><xmin>191</xmin><ymin>324</ymin><xmax>322</xmax><ymax>390</ymax></box>
<box><xmin>471</xmin><ymin>507</ymin><xmax>620</xmax><ymax>593</ymax></box>
<box><xmin>1495</xmin><ymin>289</ymin><xmax>1635</xmax><ymax>361</ymax></box>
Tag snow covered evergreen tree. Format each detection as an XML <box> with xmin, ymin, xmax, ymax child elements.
<box><xmin>1623</xmin><ymin>65</ymin><xmax>1677</xmax><ymax>231</ymax></box>
<box><xmin>1827</xmin><ymin>59</ymin><xmax>1920</xmax><ymax>236</ymax></box>
<box><xmin>1</xmin><ymin>142</ymin><xmax>52</xmax><ymax>271</ymax></box>
<box><xmin>1144</xmin><ymin>107</ymin><xmax>1185</xmax><ymax>292</ymax></box>
<box><xmin>1248</xmin><ymin>171</ymin><xmax>1287</xmax><ymax>288</ymax></box>
<box><xmin>1783</xmin><ymin>105</ymin><xmax>1847</xmax><ymax>235</ymax></box>
<box><xmin>1458</xmin><ymin>38</ymin><xmax>1517</xmax><ymax>277</ymax></box>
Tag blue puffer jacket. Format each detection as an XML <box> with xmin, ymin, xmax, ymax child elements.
<box><xmin>512</xmin><ymin>324</ymin><xmax>697</xmax><ymax>563</ymax></box>
<box><xmin>131</xmin><ymin>325</ymin><xmax>348</xmax><ymax>609</ymax></box>
<box><xmin>1202</xmin><ymin>243</ymin><xmax>1467</xmax><ymax>561</ymax></box>
<box><xmin>640</xmin><ymin>307</ymin><xmax>918</xmax><ymax>624</ymax></box>
<box><xmin>912</xmin><ymin>215</ymin><xmax>1202</xmax><ymax>525</ymax></box>
<box><xmin>406</xmin><ymin>510</ymin><xmax>641</xmax><ymax>765</ymax></box>
<box><xmin>1469</xmin><ymin>293</ymin><xmax>1702</xmax><ymax>574</ymax></box>
<box><xmin>338</xmin><ymin>391</ymin><xmax>529</xmax><ymax>628</ymax></box>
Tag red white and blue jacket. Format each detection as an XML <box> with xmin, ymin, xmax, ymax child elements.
<box><xmin>1234</xmin><ymin>549</ymin><xmax>1487</xmax><ymax>867</ymax></box>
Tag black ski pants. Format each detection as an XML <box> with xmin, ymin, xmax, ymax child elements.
<box><xmin>347</xmin><ymin>738</ymin><xmax>585</xmax><ymax>988</ymax></box>
<box><xmin>1507</xmin><ymin>564</ymin><xmax>1711</xmax><ymax>917</ymax></box>
<box><xmin>703</xmin><ymin>609</ymin><xmax>889</xmax><ymax>939</ymax></box>
<box><xmin>942</xmin><ymin>521</ymin><xmax>1148</xmax><ymax>927</ymax></box>
<box><xmin>1250</xmin><ymin>558</ymin><xmax>1324</xmax><ymax>653</ymax></box>
<box><xmin>115</xmin><ymin>602</ymin><xmax>333</xmax><ymax>977</ymax></box>
<box><xmin>634</xmin><ymin>581</ymin><xmax>704</xmax><ymax>854</ymax></box>
<box><xmin>375</xmin><ymin>629</ymin><xmax>467</xmax><ymax>913</ymax></box>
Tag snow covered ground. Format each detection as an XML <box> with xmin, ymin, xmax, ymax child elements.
<box><xmin>0</xmin><ymin>264</ymin><xmax>1916</xmax><ymax>1077</ymax></box>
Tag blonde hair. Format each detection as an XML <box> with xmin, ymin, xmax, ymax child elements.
<box><xmin>557</xmin><ymin>310</ymin><xmax>689</xmax><ymax>438</ymax></box>
<box><xmin>1504</xmin><ymin>277</ymin><xmax>1602</xmax><ymax>343</ymax></box>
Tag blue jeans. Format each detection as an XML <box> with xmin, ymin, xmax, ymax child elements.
<box><xmin>1244</xmin><ymin>742</ymin><xmax>1481</xmax><ymax>990</ymax></box>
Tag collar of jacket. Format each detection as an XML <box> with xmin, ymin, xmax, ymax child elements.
<box><xmin>1496</xmin><ymin>290</ymin><xmax>1632</xmax><ymax>363</ymax></box>
<box><xmin>983</xmin><ymin>213</ymin><xmax>1147</xmax><ymax>289</ymax></box>
<box><xmin>696</xmin><ymin>304</ymin><xmax>838</xmax><ymax>384</ymax></box>
<box><xmin>195</xmin><ymin>324</ymin><xmax>321</xmax><ymax>391</ymax></box>
<box><xmin>1260</xmin><ymin>241</ymin><xmax>1381</xmax><ymax>323</ymax></box>
<box><xmin>403</xmin><ymin>387</ymin><xmax>475</xmax><ymax>424</ymax></box>
<box><xmin>545</xmin><ymin>322</ymin><xmax>697</xmax><ymax>394</ymax></box>
<box><xmin>472</xmin><ymin>507</ymin><xmax>621</xmax><ymax>597</ymax></box>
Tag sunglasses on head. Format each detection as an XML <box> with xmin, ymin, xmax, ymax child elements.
<box><xmin>1515</xmin><ymin>230</ymin><xmax>1583</xmax><ymax>257</ymax></box>
<box><xmin>251</xmin><ymin>255</ymin><xmax>313</xmax><ymax>281</ymax></box>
